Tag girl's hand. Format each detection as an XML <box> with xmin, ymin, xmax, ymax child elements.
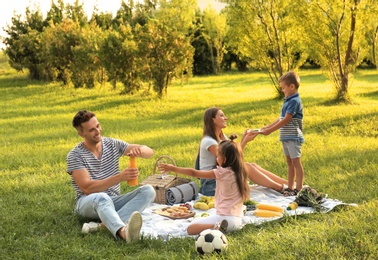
<box><xmin>158</xmin><ymin>163</ymin><xmax>173</xmax><ymax>173</ymax></box>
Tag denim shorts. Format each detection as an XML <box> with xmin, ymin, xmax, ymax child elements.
<box><xmin>282</xmin><ymin>140</ymin><xmax>302</xmax><ymax>159</ymax></box>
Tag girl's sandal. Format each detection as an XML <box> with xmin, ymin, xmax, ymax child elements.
<box><xmin>282</xmin><ymin>188</ymin><xmax>297</xmax><ymax>197</ymax></box>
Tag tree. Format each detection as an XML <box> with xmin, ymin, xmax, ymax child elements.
<box><xmin>305</xmin><ymin>0</ymin><xmax>367</xmax><ymax>103</ymax></box>
<box><xmin>99</xmin><ymin>24</ymin><xmax>139</xmax><ymax>93</ymax></box>
<box><xmin>191</xmin><ymin>9</ymin><xmax>215</xmax><ymax>75</ymax></box>
<box><xmin>224</xmin><ymin>0</ymin><xmax>309</xmax><ymax>98</ymax></box>
<box><xmin>3</xmin><ymin>6</ymin><xmax>45</xmax><ymax>79</ymax></box>
<box><xmin>38</xmin><ymin>19</ymin><xmax>82</xmax><ymax>85</ymax></box>
<box><xmin>201</xmin><ymin>7</ymin><xmax>227</xmax><ymax>75</ymax></box>
<box><xmin>137</xmin><ymin>0</ymin><xmax>196</xmax><ymax>97</ymax></box>
<box><xmin>70</xmin><ymin>23</ymin><xmax>104</xmax><ymax>88</ymax></box>
<box><xmin>362</xmin><ymin>0</ymin><xmax>378</xmax><ymax>68</ymax></box>
<box><xmin>137</xmin><ymin>19</ymin><xmax>194</xmax><ymax>97</ymax></box>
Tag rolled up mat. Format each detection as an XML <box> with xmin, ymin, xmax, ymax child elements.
<box><xmin>166</xmin><ymin>181</ymin><xmax>199</xmax><ymax>205</ymax></box>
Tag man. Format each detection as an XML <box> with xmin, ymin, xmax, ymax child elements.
<box><xmin>66</xmin><ymin>110</ymin><xmax>156</xmax><ymax>241</ymax></box>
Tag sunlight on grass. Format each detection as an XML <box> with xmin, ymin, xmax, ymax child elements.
<box><xmin>1</xmin><ymin>66</ymin><xmax>377</xmax><ymax>259</ymax></box>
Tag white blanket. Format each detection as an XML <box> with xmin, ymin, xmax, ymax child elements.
<box><xmin>140</xmin><ymin>185</ymin><xmax>356</xmax><ymax>240</ymax></box>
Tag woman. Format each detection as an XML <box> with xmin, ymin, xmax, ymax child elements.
<box><xmin>198</xmin><ymin>107</ymin><xmax>288</xmax><ymax>196</ymax></box>
<box><xmin>198</xmin><ymin>108</ymin><xmax>228</xmax><ymax>195</ymax></box>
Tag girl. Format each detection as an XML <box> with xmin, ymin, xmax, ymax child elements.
<box><xmin>159</xmin><ymin>134</ymin><xmax>250</xmax><ymax>235</ymax></box>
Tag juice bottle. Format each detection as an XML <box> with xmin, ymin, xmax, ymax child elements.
<box><xmin>287</xmin><ymin>202</ymin><xmax>298</xmax><ymax>210</ymax></box>
<box><xmin>127</xmin><ymin>156</ymin><xmax>138</xmax><ymax>186</ymax></box>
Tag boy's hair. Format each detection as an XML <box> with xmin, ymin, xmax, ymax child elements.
<box><xmin>72</xmin><ymin>110</ymin><xmax>96</xmax><ymax>130</ymax></box>
<box><xmin>279</xmin><ymin>71</ymin><xmax>300</xmax><ymax>89</ymax></box>
<box><xmin>219</xmin><ymin>134</ymin><xmax>250</xmax><ymax>201</ymax></box>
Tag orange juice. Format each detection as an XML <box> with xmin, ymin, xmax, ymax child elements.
<box><xmin>127</xmin><ymin>156</ymin><xmax>138</xmax><ymax>186</ymax></box>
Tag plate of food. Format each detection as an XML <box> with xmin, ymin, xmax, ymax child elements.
<box><xmin>153</xmin><ymin>204</ymin><xmax>195</xmax><ymax>219</ymax></box>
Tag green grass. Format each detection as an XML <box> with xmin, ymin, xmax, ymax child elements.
<box><xmin>1</xmin><ymin>52</ymin><xmax>377</xmax><ymax>259</ymax></box>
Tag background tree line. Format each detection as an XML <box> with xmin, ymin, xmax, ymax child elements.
<box><xmin>2</xmin><ymin>0</ymin><xmax>378</xmax><ymax>102</ymax></box>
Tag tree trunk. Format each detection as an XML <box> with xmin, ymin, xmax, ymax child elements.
<box><xmin>342</xmin><ymin>2</ymin><xmax>357</xmax><ymax>96</ymax></box>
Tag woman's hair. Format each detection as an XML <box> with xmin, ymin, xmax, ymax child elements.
<box><xmin>202</xmin><ymin>107</ymin><xmax>226</xmax><ymax>142</ymax></box>
<box><xmin>219</xmin><ymin>134</ymin><xmax>250</xmax><ymax>201</ymax></box>
<box><xmin>72</xmin><ymin>110</ymin><xmax>96</xmax><ymax>130</ymax></box>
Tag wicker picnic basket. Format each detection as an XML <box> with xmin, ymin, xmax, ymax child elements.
<box><xmin>140</xmin><ymin>155</ymin><xmax>191</xmax><ymax>204</ymax></box>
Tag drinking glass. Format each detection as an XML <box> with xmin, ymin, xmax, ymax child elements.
<box><xmin>157</xmin><ymin>158</ymin><xmax>167</xmax><ymax>179</ymax></box>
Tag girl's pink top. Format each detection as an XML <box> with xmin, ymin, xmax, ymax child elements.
<box><xmin>213</xmin><ymin>166</ymin><xmax>243</xmax><ymax>217</ymax></box>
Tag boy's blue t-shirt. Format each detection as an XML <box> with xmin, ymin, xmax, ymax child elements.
<box><xmin>279</xmin><ymin>93</ymin><xmax>304</xmax><ymax>143</ymax></box>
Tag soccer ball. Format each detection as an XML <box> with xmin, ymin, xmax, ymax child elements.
<box><xmin>195</xmin><ymin>229</ymin><xmax>228</xmax><ymax>255</ymax></box>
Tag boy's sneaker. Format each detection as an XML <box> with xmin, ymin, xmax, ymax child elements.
<box><xmin>214</xmin><ymin>219</ymin><xmax>228</xmax><ymax>234</ymax></box>
<box><xmin>82</xmin><ymin>222</ymin><xmax>101</xmax><ymax>234</ymax></box>
<box><xmin>124</xmin><ymin>211</ymin><xmax>143</xmax><ymax>243</ymax></box>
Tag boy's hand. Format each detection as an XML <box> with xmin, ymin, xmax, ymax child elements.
<box><xmin>260</xmin><ymin>127</ymin><xmax>271</xmax><ymax>135</ymax></box>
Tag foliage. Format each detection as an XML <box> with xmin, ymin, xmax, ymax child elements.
<box><xmin>99</xmin><ymin>24</ymin><xmax>139</xmax><ymax>92</ymax></box>
<box><xmin>191</xmin><ymin>10</ymin><xmax>215</xmax><ymax>75</ymax></box>
<box><xmin>3</xmin><ymin>0</ymin><xmax>378</xmax><ymax>100</ymax></box>
<box><xmin>70</xmin><ymin>23</ymin><xmax>104</xmax><ymax>88</ymax></box>
<box><xmin>225</xmin><ymin>0</ymin><xmax>309</xmax><ymax>98</ymax></box>
<box><xmin>201</xmin><ymin>7</ymin><xmax>228</xmax><ymax>75</ymax></box>
<box><xmin>3</xmin><ymin>7</ymin><xmax>45</xmax><ymax>79</ymax></box>
<box><xmin>38</xmin><ymin>20</ymin><xmax>82</xmax><ymax>85</ymax></box>
<box><xmin>305</xmin><ymin>0</ymin><xmax>369</xmax><ymax>103</ymax></box>
<box><xmin>137</xmin><ymin>19</ymin><xmax>194</xmax><ymax>97</ymax></box>
<box><xmin>361</xmin><ymin>0</ymin><xmax>378</xmax><ymax>68</ymax></box>
<box><xmin>137</xmin><ymin>0</ymin><xmax>196</xmax><ymax>97</ymax></box>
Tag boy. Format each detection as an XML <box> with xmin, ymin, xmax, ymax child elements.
<box><xmin>261</xmin><ymin>71</ymin><xmax>304</xmax><ymax>196</ymax></box>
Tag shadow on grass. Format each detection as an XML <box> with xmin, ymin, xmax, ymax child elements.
<box><xmin>354</xmin><ymin>70</ymin><xmax>378</xmax><ymax>83</ymax></box>
<box><xmin>305</xmin><ymin>111</ymin><xmax>378</xmax><ymax>138</ymax></box>
<box><xmin>183</xmin><ymin>74</ymin><xmax>271</xmax><ymax>89</ymax></box>
<box><xmin>358</xmin><ymin>90</ymin><xmax>378</xmax><ymax>100</ymax></box>
<box><xmin>0</xmin><ymin>74</ymin><xmax>50</xmax><ymax>89</ymax></box>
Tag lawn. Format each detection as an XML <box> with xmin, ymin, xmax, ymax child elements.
<box><xmin>0</xmin><ymin>53</ymin><xmax>377</xmax><ymax>259</ymax></box>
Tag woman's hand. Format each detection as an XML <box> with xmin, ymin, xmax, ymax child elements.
<box><xmin>242</xmin><ymin>129</ymin><xmax>259</xmax><ymax>143</ymax></box>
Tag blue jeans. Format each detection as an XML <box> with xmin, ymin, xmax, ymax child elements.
<box><xmin>75</xmin><ymin>185</ymin><xmax>156</xmax><ymax>238</ymax></box>
<box><xmin>199</xmin><ymin>178</ymin><xmax>216</xmax><ymax>196</ymax></box>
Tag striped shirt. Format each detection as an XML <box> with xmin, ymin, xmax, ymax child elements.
<box><xmin>66</xmin><ymin>137</ymin><xmax>128</xmax><ymax>200</ymax></box>
<box><xmin>279</xmin><ymin>93</ymin><xmax>304</xmax><ymax>143</ymax></box>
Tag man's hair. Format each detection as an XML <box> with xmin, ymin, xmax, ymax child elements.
<box><xmin>279</xmin><ymin>71</ymin><xmax>300</xmax><ymax>89</ymax></box>
<box><xmin>72</xmin><ymin>110</ymin><xmax>96</xmax><ymax>130</ymax></box>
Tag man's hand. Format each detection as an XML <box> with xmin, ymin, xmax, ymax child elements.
<box><xmin>119</xmin><ymin>167</ymin><xmax>139</xmax><ymax>182</ymax></box>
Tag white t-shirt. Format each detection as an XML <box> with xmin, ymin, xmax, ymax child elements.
<box><xmin>199</xmin><ymin>136</ymin><xmax>218</xmax><ymax>170</ymax></box>
<box><xmin>199</xmin><ymin>134</ymin><xmax>228</xmax><ymax>170</ymax></box>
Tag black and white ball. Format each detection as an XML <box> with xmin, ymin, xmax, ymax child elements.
<box><xmin>195</xmin><ymin>229</ymin><xmax>228</xmax><ymax>255</ymax></box>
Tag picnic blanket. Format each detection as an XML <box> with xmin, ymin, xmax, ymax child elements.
<box><xmin>140</xmin><ymin>185</ymin><xmax>356</xmax><ymax>241</ymax></box>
